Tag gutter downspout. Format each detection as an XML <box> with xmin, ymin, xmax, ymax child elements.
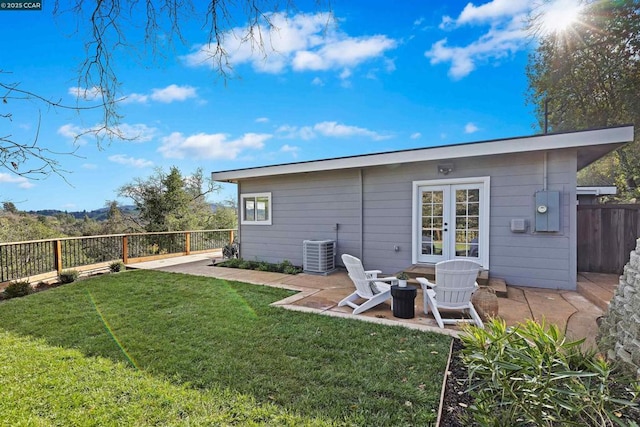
<box><xmin>359</xmin><ymin>169</ymin><xmax>364</xmax><ymax>259</ymax></box>
<box><xmin>236</xmin><ymin>182</ymin><xmax>241</xmax><ymax>259</ymax></box>
<box><xmin>543</xmin><ymin>152</ymin><xmax>548</xmax><ymax>191</ymax></box>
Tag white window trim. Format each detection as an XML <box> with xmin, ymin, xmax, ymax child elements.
<box><xmin>411</xmin><ymin>177</ymin><xmax>490</xmax><ymax>268</ymax></box>
<box><xmin>241</xmin><ymin>192</ymin><xmax>272</xmax><ymax>225</ymax></box>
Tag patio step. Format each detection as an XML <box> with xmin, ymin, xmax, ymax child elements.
<box><xmin>486</xmin><ymin>277</ymin><xmax>508</xmax><ymax>298</ymax></box>
<box><xmin>576</xmin><ymin>272</ymin><xmax>619</xmax><ymax>312</ymax></box>
<box><xmin>402</xmin><ymin>265</ymin><xmax>489</xmax><ymax>287</ymax></box>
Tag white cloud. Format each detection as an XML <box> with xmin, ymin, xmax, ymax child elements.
<box><xmin>280</xmin><ymin>144</ymin><xmax>300</xmax><ymax>158</ymax></box>
<box><xmin>314</xmin><ymin>121</ymin><xmax>391</xmax><ymax>141</ymax></box>
<box><xmin>465</xmin><ymin>122</ymin><xmax>480</xmax><ymax>133</ymax></box>
<box><xmin>108</xmin><ymin>154</ymin><xmax>154</xmax><ymax>168</ymax></box>
<box><xmin>150</xmin><ymin>84</ymin><xmax>197</xmax><ymax>103</ymax></box>
<box><xmin>255</xmin><ymin>117</ymin><xmax>269</xmax><ymax>123</ymax></box>
<box><xmin>455</xmin><ymin>0</ymin><xmax>530</xmax><ymax>25</ymax></box>
<box><xmin>410</xmin><ymin>132</ymin><xmax>422</xmax><ymax>140</ymax></box>
<box><xmin>58</xmin><ymin>122</ymin><xmax>156</xmax><ymax>144</ymax></box>
<box><xmin>311</xmin><ymin>77</ymin><xmax>324</xmax><ymax>86</ymax></box>
<box><xmin>339</xmin><ymin>69</ymin><xmax>352</xmax><ymax>80</ymax></box>
<box><xmin>182</xmin><ymin>12</ymin><xmax>397</xmax><ymax>79</ymax></box>
<box><xmin>0</xmin><ymin>173</ymin><xmax>34</xmax><ymax>189</ymax></box>
<box><xmin>158</xmin><ymin>132</ymin><xmax>271</xmax><ymax>160</ymax></box>
<box><xmin>82</xmin><ymin>163</ymin><xmax>98</xmax><ymax>169</ymax></box>
<box><xmin>277</xmin><ymin>121</ymin><xmax>391</xmax><ymax>141</ymax></box>
<box><xmin>427</xmin><ymin>0</ymin><xmax>532</xmax><ymax>79</ymax></box>
<box><xmin>119</xmin><ymin>84</ymin><xmax>197</xmax><ymax>104</ymax></box>
<box><xmin>120</xmin><ymin>93</ymin><xmax>149</xmax><ymax>104</ymax></box>
<box><xmin>68</xmin><ymin>86</ymin><xmax>103</xmax><ymax>101</ymax></box>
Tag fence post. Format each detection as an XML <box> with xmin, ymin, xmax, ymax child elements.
<box><xmin>54</xmin><ymin>240</ymin><xmax>63</xmax><ymax>273</ymax></box>
<box><xmin>123</xmin><ymin>235</ymin><xmax>129</xmax><ymax>264</ymax></box>
<box><xmin>230</xmin><ymin>229</ymin><xmax>234</xmax><ymax>244</ymax></box>
<box><xmin>186</xmin><ymin>232</ymin><xmax>191</xmax><ymax>255</ymax></box>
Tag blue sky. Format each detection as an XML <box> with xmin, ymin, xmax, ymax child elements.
<box><xmin>1</xmin><ymin>0</ymin><xmax>576</xmax><ymax>212</ymax></box>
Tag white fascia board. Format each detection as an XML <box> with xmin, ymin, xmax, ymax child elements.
<box><xmin>211</xmin><ymin>126</ymin><xmax>634</xmax><ymax>182</ymax></box>
<box><xmin>576</xmin><ymin>186</ymin><xmax>618</xmax><ymax>195</ymax></box>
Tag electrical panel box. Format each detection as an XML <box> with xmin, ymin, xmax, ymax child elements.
<box><xmin>534</xmin><ymin>191</ymin><xmax>560</xmax><ymax>232</ymax></box>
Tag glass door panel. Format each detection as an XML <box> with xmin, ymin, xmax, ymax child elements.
<box><xmin>453</xmin><ymin>187</ymin><xmax>480</xmax><ymax>259</ymax></box>
<box><xmin>418</xmin><ymin>187</ymin><xmax>448</xmax><ymax>263</ymax></box>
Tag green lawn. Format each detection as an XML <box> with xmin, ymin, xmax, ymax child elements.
<box><xmin>0</xmin><ymin>270</ymin><xmax>451</xmax><ymax>426</ymax></box>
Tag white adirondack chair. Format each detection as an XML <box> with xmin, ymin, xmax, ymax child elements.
<box><xmin>416</xmin><ymin>260</ymin><xmax>484</xmax><ymax>328</ymax></box>
<box><xmin>339</xmin><ymin>254</ymin><xmax>396</xmax><ymax>315</ymax></box>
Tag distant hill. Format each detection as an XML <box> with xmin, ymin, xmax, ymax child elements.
<box><xmin>27</xmin><ymin>203</ymin><xmax>229</xmax><ymax>222</ymax></box>
<box><xmin>27</xmin><ymin>205</ymin><xmax>138</xmax><ymax>221</ymax></box>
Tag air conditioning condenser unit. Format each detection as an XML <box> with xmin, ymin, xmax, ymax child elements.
<box><xmin>303</xmin><ymin>240</ymin><xmax>336</xmax><ymax>275</ymax></box>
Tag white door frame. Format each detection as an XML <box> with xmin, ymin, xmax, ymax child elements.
<box><xmin>411</xmin><ymin>177</ymin><xmax>490</xmax><ymax>268</ymax></box>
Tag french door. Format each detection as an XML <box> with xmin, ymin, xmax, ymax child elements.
<box><xmin>414</xmin><ymin>179</ymin><xmax>488</xmax><ymax>266</ymax></box>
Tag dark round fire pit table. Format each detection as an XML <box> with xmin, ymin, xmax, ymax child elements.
<box><xmin>391</xmin><ymin>284</ymin><xmax>417</xmax><ymax>319</ymax></box>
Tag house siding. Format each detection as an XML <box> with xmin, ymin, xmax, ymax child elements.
<box><xmin>237</xmin><ymin>149</ymin><xmax>578</xmax><ymax>290</ymax></box>
<box><xmin>238</xmin><ymin>170</ymin><xmax>362</xmax><ymax>266</ymax></box>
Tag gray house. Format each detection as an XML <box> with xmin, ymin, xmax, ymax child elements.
<box><xmin>212</xmin><ymin>125</ymin><xmax>633</xmax><ymax>290</ymax></box>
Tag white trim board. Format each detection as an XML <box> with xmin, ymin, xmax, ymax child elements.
<box><xmin>212</xmin><ymin>126</ymin><xmax>634</xmax><ymax>182</ymax></box>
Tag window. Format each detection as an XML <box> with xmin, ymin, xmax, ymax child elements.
<box><xmin>241</xmin><ymin>193</ymin><xmax>272</xmax><ymax>225</ymax></box>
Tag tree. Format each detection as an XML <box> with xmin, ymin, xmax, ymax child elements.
<box><xmin>207</xmin><ymin>198</ymin><xmax>238</xmax><ymax>230</ymax></box>
<box><xmin>527</xmin><ymin>0</ymin><xmax>640</xmax><ymax>201</ymax></box>
<box><xmin>118</xmin><ymin>166</ymin><xmax>220</xmax><ymax>232</ymax></box>
<box><xmin>2</xmin><ymin>202</ymin><xmax>18</xmax><ymax>214</ymax></box>
<box><xmin>3</xmin><ymin>1</ymin><xmax>327</xmax><ymax>178</ymax></box>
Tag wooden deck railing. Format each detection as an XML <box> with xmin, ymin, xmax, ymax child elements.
<box><xmin>0</xmin><ymin>229</ymin><xmax>235</xmax><ymax>284</ymax></box>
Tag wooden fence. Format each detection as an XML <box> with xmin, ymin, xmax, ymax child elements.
<box><xmin>577</xmin><ymin>204</ymin><xmax>640</xmax><ymax>274</ymax></box>
<box><xmin>0</xmin><ymin>229</ymin><xmax>235</xmax><ymax>284</ymax></box>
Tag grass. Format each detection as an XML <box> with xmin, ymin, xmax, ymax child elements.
<box><xmin>0</xmin><ymin>270</ymin><xmax>451</xmax><ymax>426</ymax></box>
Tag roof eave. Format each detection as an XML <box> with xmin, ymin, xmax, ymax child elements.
<box><xmin>211</xmin><ymin>125</ymin><xmax>634</xmax><ymax>183</ymax></box>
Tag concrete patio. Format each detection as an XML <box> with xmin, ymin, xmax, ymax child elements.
<box><xmin>130</xmin><ymin>252</ymin><xmax>618</xmax><ymax>349</ymax></box>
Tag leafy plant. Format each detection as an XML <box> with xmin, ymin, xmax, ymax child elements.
<box><xmin>3</xmin><ymin>280</ymin><xmax>32</xmax><ymax>299</ymax></box>
<box><xmin>460</xmin><ymin>318</ymin><xmax>640</xmax><ymax>426</ymax></box>
<box><xmin>283</xmin><ymin>265</ymin><xmax>301</xmax><ymax>275</ymax></box>
<box><xmin>217</xmin><ymin>258</ymin><xmax>301</xmax><ymax>274</ymax></box>
<box><xmin>58</xmin><ymin>269</ymin><xmax>80</xmax><ymax>284</ymax></box>
<box><xmin>256</xmin><ymin>262</ymin><xmax>271</xmax><ymax>271</ymax></box>
<box><xmin>218</xmin><ymin>258</ymin><xmax>242</xmax><ymax>268</ymax></box>
<box><xmin>109</xmin><ymin>261</ymin><xmax>125</xmax><ymax>273</ymax></box>
<box><xmin>238</xmin><ymin>260</ymin><xmax>258</xmax><ymax>270</ymax></box>
<box><xmin>396</xmin><ymin>272</ymin><xmax>409</xmax><ymax>280</ymax></box>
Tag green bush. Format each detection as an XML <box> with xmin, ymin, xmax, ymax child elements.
<box><xmin>460</xmin><ymin>318</ymin><xmax>640</xmax><ymax>426</ymax></box>
<box><xmin>3</xmin><ymin>280</ymin><xmax>32</xmax><ymax>299</ymax></box>
<box><xmin>256</xmin><ymin>262</ymin><xmax>271</xmax><ymax>272</ymax></box>
<box><xmin>109</xmin><ymin>261</ymin><xmax>125</xmax><ymax>273</ymax></box>
<box><xmin>216</xmin><ymin>258</ymin><xmax>301</xmax><ymax>274</ymax></box>
<box><xmin>58</xmin><ymin>270</ymin><xmax>80</xmax><ymax>284</ymax></box>
<box><xmin>218</xmin><ymin>258</ymin><xmax>242</xmax><ymax>268</ymax></box>
<box><xmin>238</xmin><ymin>260</ymin><xmax>257</xmax><ymax>270</ymax></box>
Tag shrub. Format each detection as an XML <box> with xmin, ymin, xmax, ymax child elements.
<box><xmin>59</xmin><ymin>269</ymin><xmax>80</xmax><ymax>284</ymax></box>
<box><xmin>283</xmin><ymin>265</ymin><xmax>301</xmax><ymax>275</ymax></box>
<box><xmin>3</xmin><ymin>280</ymin><xmax>32</xmax><ymax>299</ymax></box>
<box><xmin>256</xmin><ymin>262</ymin><xmax>271</xmax><ymax>272</ymax></box>
<box><xmin>460</xmin><ymin>318</ymin><xmax>640</xmax><ymax>426</ymax></box>
<box><xmin>218</xmin><ymin>258</ymin><xmax>242</xmax><ymax>268</ymax></box>
<box><xmin>109</xmin><ymin>261</ymin><xmax>125</xmax><ymax>273</ymax></box>
<box><xmin>217</xmin><ymin>258</ymin><xmax>301</xmax><ymax>274</ymax></box>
